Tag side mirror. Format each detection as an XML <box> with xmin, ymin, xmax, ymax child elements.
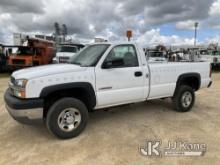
<box><xmin>102</xmin><ymin>58</ymin><xmax>124</xmax><ymax>69</ymax></box>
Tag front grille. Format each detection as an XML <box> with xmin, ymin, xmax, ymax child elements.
<box><xmin>59</xmin><ymin>57</ymin><xmax>70</xmax><ymax>63</ymax></box>
<box><xmin>12</xmin><ymin>59</ymin><xmax>25</xmax><ymax>65</ymax></box>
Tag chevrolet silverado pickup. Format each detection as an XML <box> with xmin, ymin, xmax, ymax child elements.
<box><xmin>4</xmin><ymin>42</ymin><xmax>212</xmax><ymax>139</ymax></box>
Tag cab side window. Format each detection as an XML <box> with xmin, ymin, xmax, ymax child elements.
<box><xmin>105</xmin><ymin>45</ymin><xmax>139</xmax><ymax>67</ymax></box>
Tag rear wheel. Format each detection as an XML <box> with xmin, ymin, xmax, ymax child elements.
<box><xmin>46</xmin><ymin>97</ymin><xmax>89</xmax><ymax>139</ymax></box>
<box><xmin>172</xmin><ymin>85</ymin><xmax>195</xmax><ymax>112</ymax></box>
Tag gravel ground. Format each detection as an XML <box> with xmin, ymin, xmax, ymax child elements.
<box><xmin>0</xmin><ymin>73</ymin><xmax>220</xmax><ymax>165</ymax></box>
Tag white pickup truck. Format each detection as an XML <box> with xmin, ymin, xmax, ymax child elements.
<box><xmin>4</xmin><ymin>42</ymin><xmax>212</xmax><ymax>139</ymax></box>
<box><xmin>52</xmin><ymin>44</ymin><xmax>85</xmax><ymax>64</ymax></box>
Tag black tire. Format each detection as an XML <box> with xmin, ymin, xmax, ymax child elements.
<box><xmin>172</xmin><ymin>85</ymin><xmax>195</xmax><ymax>112</ymax></box>
<box><xmin>46</xmin><ymin>97</ymin><xmax>89</xmax><ymax>139</ymax></box>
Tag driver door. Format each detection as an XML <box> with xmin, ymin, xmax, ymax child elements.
<box><xmin>95</xmin><ymin>44</ymin><xmax>145</xmax><ymax>108</ymax></box>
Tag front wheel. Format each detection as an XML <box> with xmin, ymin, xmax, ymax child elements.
<box><xmin>172</xmin><ymin>85</ymin><xmax>195</xmax><ymax>112</ymax></box>
<box><xmin>46</xmin><ymin>97</ymin><xmax>89</xmax><ymax>139</ymax></box>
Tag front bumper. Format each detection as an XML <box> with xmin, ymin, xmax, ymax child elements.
<box><xmin>4</xmin><ymin>89</ymin><xmax>44</xmax><ymax>125</ymax></box>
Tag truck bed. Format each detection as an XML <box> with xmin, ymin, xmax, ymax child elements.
<box><xmin>148</xmin><ymin>62</ymin><xmax>211</xmax><ymax>99</ymax></box>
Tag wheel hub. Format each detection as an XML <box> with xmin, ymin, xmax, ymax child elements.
<box><xmin>181</xmin><ymin>91</ymin><xmax>192</xmax><ymax>108</ymax></box>
<box><xmin>57</xmin><ymin>108</ymin><xmax>81</xmax><ymax>132</ymax></box>
<box><xmin>65</xmin><ymin>113</ymin><xmax>75</xmax><ymax>124</ymax></box>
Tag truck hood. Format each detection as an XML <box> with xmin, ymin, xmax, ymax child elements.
<box><xmin>12</xmin><ymin>64</ymin><xmax>86</xmax><ymax>80</ymax></box>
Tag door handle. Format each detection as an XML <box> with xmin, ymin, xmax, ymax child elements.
<box><xmin>134</xmin><ymin>71</ymin><xmax>143</xmax><ymax>77</ymax></box>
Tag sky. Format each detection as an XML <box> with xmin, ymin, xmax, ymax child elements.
<box><xmin>1</xmin><ymin>0</ymin><xmax>220</xmax><ymax>47</ymax></box>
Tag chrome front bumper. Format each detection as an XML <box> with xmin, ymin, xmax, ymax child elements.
<box><xmin>6</xmin><ymin>105</ymin><xmax>43</xmax><ymax>124</ymax></box>
<box><xmin>4</xmin><ymin>88</ymin><xmax>44</xmax><ymax>125</ymax></box>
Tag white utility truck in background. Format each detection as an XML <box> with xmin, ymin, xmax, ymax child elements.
<box><xmin>4</xmin><ymin>42</ymin><xmax>212</xmax><ymax>139</ymax></box>
<box><xmin>53</xmin><ymin>43</ymin><xmax>84</xmax><ymax>63</ymax></box>
<box><xmin>199</xmin><ymin>49</ymin><xmax>220</xmax><ymax>67</ymax></box>
<box><xmin>146</xmin><ymin>50</ymin><xmax>167</xmax><ymax>63</ymax></box>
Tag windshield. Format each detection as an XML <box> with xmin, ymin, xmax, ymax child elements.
<box><xmin>70</xmin><ymin>44</ymin><xmax>110</xmax><ymax>67</ymax></box>
<box><xmin>17</xmin><ymin>47</ymin><xmax>34</xmax><ymax>55</ymax></box>
<box><xmin>15</xmin><ymin>47</ymin><xmax>43</xmax><ymax>56</ymax></box>
<box><xmin>58</xmin><ymin>46</ymin><xmax>77</xmax><ymax>53</ymax></box>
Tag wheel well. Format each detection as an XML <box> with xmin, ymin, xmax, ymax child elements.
<box><xmin>43</xmin><ymin>88</ymin><xmax>95</xmax><ymax>118</ymax></box>
<box><xmin>176</xmin><ymin>74</ymin><xmax>201</xmax><ymax>91</ymax></box>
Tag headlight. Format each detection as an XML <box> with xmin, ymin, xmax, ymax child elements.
<box><xmin>10</xmin><ymin>79</ymin><xmax>28</xmax><ymax>98</ymax></box>
<box><xmin>15</xmin><ymin>79</ymin><xmax>28</xmax><ymax>88</ymax></box>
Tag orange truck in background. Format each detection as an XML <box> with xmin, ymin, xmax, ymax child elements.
<box><xmin>7</xmin><ymin>38</ymin><xmax>56</xmax><ymax>69</ymax></box>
